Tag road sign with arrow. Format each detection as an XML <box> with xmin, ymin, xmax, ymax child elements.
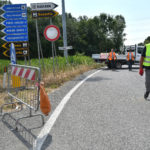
<box><xmin>1</xmin><ymin>4</ymin><xmax>27</xmax><ymax>12</ymax></box>
<box><xmin>32</xmin><ymin>10</ymin><xmax>59</xmax><ymax>18</ymax></box>
<box><xmin>31</xmin><ymin>2</ymin><xmax>58</xmax><ymax>11</ymax></box>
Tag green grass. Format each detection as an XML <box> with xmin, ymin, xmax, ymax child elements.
<box><xmin>0</xmin><ymin>54</ymin><xmax>100</xmax><ymax>74</ymax></box>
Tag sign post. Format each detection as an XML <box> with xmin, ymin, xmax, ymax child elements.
<box><xmin>44</xmin><ymin>25</ymin><xmax>60</xmax><ymax>75</ymax></box>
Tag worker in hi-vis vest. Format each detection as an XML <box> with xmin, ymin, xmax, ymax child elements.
<box><xmin>139</xmin><ymin>43</ymin><xmax>150</xmax><ymax>100</ymax></box>
<box><xmin>126</xmin><ymin>49</ymin><xmax>134</xmax><ymax>71</ymax></box>
<box><xmin>108</xmin><ymin>49</ymin><xmax>117</xmax><ymax>69</ymax></box>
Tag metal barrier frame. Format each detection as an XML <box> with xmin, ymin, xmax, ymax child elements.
<box><xmin>0</xmin><ymin>64</ymin><xmax>44</xmax><ymax>139</ymax></box>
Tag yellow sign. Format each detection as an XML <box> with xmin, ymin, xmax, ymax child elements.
<box><xmin>2</xmin><ymin>42</ymin><xmax>28</xmax><ymax>50</ymax></box>
<box><xmin>12</xmin><ymin>75</ymin><xmax>21</xmax><ymax>88</ymax></box>
<box><xmin>32</xmin><ymin>10</ymin><xmax>59</xmax><ymax>18</ymax></box>
<box><xmin>3</xmin><ymin>49</ymin><xmax>28</xmax><ymax>57</ymax></box>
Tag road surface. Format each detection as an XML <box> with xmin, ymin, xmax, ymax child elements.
<box><xmin>1</xmin><ymin>66</ymin><xmax>150</xmax><ymax>150</ymax></box>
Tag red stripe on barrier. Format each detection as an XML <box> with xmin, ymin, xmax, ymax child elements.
<box><xmin>13</xmin><ymin>67</ymin><xmax>18</xmax><ymax>75</ymax></box>
<box><xmin>18</xmin><ymin>68</ymin><xmax>24</xmax><ymax>77</ymax></box>
<box><xmin>24</xmin><ymin>69</ymin><xmax>31</xmax><ymax>79</ymax></box>
<box><xmin>31</xmin><ymin>72</ymin><xmax>36</xmax><ymax>81</ymax></box>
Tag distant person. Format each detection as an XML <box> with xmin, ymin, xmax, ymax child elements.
<box><xmin>126</xmin><ymin>49</ymin><xmax>134</xmax><ymax>71</ymax></box>
<box><xmin>108</xmin><ymin>49</ymin><xmax>117</xmax><ymax>69</ymax></box>
<box><xmin>139</xmin><ymin>43</ymin><xmax>150</xmax><ymax>100</ymax></box>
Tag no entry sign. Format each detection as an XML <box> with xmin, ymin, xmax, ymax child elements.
<box><xmin>44</xmin><ymin>25</ymin><xmax>60</xmax><ymax>41</ymax></box>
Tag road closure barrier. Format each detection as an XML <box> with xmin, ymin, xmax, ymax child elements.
<box><xmin>0</xmin><ymin>64</ymin><xmax>50</xmax><ymax>148</ymax></box>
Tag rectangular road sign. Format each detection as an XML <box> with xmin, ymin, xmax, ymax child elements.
<box><xmin>1</xmin><ymin>27</ymin><xmax>28</xmax><ymax>34</ymax></box>
<box><xmin>31</xmin><ymin>2</ymin><xmax>58</xmax><ymax>11</ymax></box>
<box><xmin>1</xmin><ymin>4</ymin><xmax>27</xmax><ymax>12</ymax></box>
<box><xmin>58</xmin><ymin>46</ymin><xmax>73</xmax><ymax>50</ymax></box>
<box><xmin>3</xmin><ymin>49</ymin><xmax>28</xmax><ymax>57</ymax></box>
<box><xmin>1</xmin><ymin>20</ymin><xmax>28</xmax><ymax>27</ymax></box>
<box><xmin>32</xmin><ymin>10</ymin><xmax>58</xmax><ymax>18</ymax></box>
<box><xmin>2</xmin><ymin>42</ymin><xmax>28</xmax><ymax>49</ymax></box>
<box><xmin>2</xmin><ymin>34</ymin><xmax>28</xmax><ymax>42</ymax></box>
<box><xmin>1</xmin><ymin>11</ymin><xmax>27</xmax><ymax>20</ymax></box>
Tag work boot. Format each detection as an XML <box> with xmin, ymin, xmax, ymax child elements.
<box><xmin>144</xmin><ymin>91</ymin><xmax>149</xmax><ymax>100</ymax></box>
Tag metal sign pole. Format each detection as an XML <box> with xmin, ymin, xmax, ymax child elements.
<box><xmin>52</xmin><ymin>42</ymin><xmax>55</xmax><ymax>75</ymax></box>
<box><xmin>54</xmin><ymin>43</ymin><xmax>59</xmax><ymax>72</ymax></box>
<box><xmin>35</xmin><ymin>19</ymin><xmax>41</xmax><ymax>68</ymax></box>
<box><xmin>62</xmin><ymin>0</ymin><xmax>68</xmax><ymax>60</ymax></box>
<box><xmin>39</xmin><ymin>35</ymin><xmax>45</xmax><ymax>70</ymax></box>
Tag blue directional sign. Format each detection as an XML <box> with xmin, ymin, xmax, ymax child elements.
<box><xmin>1</xmin><ymin>11</ymin><xmax>27</xmax><ymax>20</ymax></box>
<box><xmin>1</xmin><ymin>20</ymin><xmax>28</xmax><ymax>27</ymax></box>
<box><xmin>2</xmin><ymin>27</ymin><xmax>28</xmax><ymax>34</ymax></box>
<box><xmin>2</xmin><ymin>34</ymin><xmax>28</xmax><ymax>42</ymax></box>
<box><xmin>1</xmin><ymin>4</ymin><xmax>27</xmax><ymax>12</ymax></box>
<box><xmin>10</xmin><ymin>43</ymin><xmax>16</xmax><ymax>64</ymax></box>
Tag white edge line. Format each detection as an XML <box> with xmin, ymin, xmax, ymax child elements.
<box><xmin>33</xmin><ymin>70</ymin><xmax>100</xmax><ymax>150</ymax></box>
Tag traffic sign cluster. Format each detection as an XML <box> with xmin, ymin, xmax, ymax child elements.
<box><xmin>30</xmin><ymin>2</ymin><xmax>59</xmax><ymax>18</ymax></box>
<box><xmin>0</xmin><ymin>4</ymin><xmax>29</xmax><ymax>57</ymax></box>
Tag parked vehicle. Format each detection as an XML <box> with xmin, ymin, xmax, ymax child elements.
<box><xmin>92</xmin><ymin>45</ymin><xmax>144</xmax><ymax>68</ymax></box>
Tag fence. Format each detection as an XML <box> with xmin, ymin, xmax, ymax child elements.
<box><xmin>0</xmin><ymin>64</ymin><xmax>44</xmax><ymax>148</ymax></box>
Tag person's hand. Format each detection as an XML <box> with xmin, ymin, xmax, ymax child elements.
<box><xmin>139</xmin><ymin>68</ymin><xmax>144</xmax><ymax>76</ymax></box>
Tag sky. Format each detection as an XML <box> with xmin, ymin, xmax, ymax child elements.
<box><xmin>9</xmin><ymin>0</ymin><xmax>150</xmax><ymax>45</ymax></box>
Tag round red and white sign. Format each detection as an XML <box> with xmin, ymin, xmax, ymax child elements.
<box><xmin>44</xmin><ymin>25</ymin><xmax>60</xmax><ymax>41</ymax></box>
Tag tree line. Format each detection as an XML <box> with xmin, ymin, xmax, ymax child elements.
<box><xmin>0</xmin><ymin>0</ymin><xmax>149</xmax><ymax>59</ymax></box>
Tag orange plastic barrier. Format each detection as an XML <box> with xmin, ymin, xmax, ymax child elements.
<box><xmin>40</xmin><ymin>83</ymin><xmax>51</xmax><ymax>116</ymax></box>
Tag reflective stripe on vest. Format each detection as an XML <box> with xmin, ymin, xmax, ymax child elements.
<box><xmin>108</xmin><ymin>52</ymin><xmax>116</xmax><ymax>60</ymax></box>
<box><xmin>143</xmin><ymin>44</ymin><xmax>150</xmax><ymax>67</ymax></box>
<box><xmin>127</xmin><ymin>52</ymin><xmax>134</xmax><ymax>61</ymax></box>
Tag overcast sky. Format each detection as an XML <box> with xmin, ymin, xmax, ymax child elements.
<box><xmin>9</xmin><ymin>0</ymin><xmax>150</xmax><ymax>45</ymax></box>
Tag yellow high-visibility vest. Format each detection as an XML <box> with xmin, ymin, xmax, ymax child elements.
<box><xmin>143</xmin><ymin>43</ymin><xmax>150</xmax><ymax>67</ymax></box>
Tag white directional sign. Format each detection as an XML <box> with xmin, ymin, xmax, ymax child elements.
<box><xmin>31</xmin><ymin>2</ymin><xmax>58</xmax><ymax>11</ymax></box>
<box><xmin>58</xmin><ymin>46</ymin><xmax>73</xmax><ymax>50</ymax></box>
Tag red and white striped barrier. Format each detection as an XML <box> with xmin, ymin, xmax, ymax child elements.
<box><xmin>11</xmin><ymin>66</ymin><xmax>36</xmax><ymax>81</ymax></box>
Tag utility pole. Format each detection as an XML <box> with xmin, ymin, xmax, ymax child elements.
<box><xmin>62</xmin><ymin>0</ymin><xmax>68</xmax><ymax>58</ymax></box>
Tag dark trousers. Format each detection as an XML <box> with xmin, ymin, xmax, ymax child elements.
<box><xmin>127</xmin><ymin>60</ymin><xmax>133</xmax><ymax>70</ymax></box>
<box><xmin>145</xmin><ymin>69</ymin><xmax>150</xmax><ymax>92</ymax></box>
<box><xmin>108</xmin><ymin>60</ymin><xmax>116</xmax><ymax>69</ymax></box>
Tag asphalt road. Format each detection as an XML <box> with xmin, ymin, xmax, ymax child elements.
<box><xmin>1</xmin><ymin>66</ymin><xmax>150</xmax><ymax>150</ymax></box>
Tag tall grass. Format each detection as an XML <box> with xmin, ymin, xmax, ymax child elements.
<box><xmin>0</xmin><ymin>54</ymin><xmax>101</xmax><ymax>77</ymax></box>
<box><xmin>0</xmin><ymin>55</ymin><xmax>99</xmax><ymax>74</ymax></box>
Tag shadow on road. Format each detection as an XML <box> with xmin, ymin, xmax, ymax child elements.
<box><xmin>86</xmin><ymin>76</ymin><xmax>112</xmax><ymax>82</ymax></box>
<box><xmin>41</xmin><ymin>134</ymin><xmax>52</xmax><ymax>150</ymax></box>
<box><xmin>2</xmin><ymin>113</ymin><xmax>45</xmax><ymax>150</ymax></box>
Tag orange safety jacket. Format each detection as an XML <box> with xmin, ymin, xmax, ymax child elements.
<box><xmin>108</xmin><ymin>52</ymin><xmax>117</xmax><ymax>60</ymax></box>
<box><xmin>127</xmin><ymin>52</ymin><xmax>134</xmax><ymax>61</ymax></box>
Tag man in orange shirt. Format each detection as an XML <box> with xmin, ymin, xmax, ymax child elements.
<box><xmin>126</xmin><ymin>49</ymin><xmax>134</xmax><ymax>71</ymax></box>
<box><xmin>108</xmin><ymin>49</ymin><xmax>117</xmax><ymax>69</ymax></box>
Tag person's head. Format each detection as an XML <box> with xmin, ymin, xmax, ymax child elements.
<box><xmin>111</xmin><ymin>49</ymin><xmax>114</xmax><ymax>52</ymax></box>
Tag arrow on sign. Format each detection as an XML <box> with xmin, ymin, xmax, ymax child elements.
<box><xmin>1</xmin><ymin>4</ymin><xmax>27</xmax><ymax>12</ymax></box>
<box><xmin>32</xmin><ymin>10</ymin><xmax>58</xmax><ymax>18</ymax></box>
<box><xmin>31</xmin><ymin>2</ymin><xmax>58</xmax><ymax>11</ymax></box>
<box><xmin>2</xmin><ymin>42</ymin><xmax>28</xmax><ymax>49</ymax></box>
<box><xmin>2</xmin><ymin>34</ymin><xmax>28</xmax><ymax>42</ymax></box>
<box><xmin>1</xmin><ymin>11</ymin><xmax>27</xmax><ymax>20</ymax></box>
<box><xmin>1</xmin><ymin>27</ymin><xmax>28</xmax><ymax>34</ymax></box>
<box><xmin>1</xmin><ymin>20</ymin><xmax>28</xmax><ymax>27</ymax></box>
<box><xmin>3</xmin><ymin>49</ymin><xmax>28</xmax><ymax>57</ymax></box>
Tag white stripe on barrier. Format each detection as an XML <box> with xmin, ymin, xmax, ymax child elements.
<box><xmin>16</xmin><ymin>67</ymin><xmax>21</xmax><ymax>76</ymax></box>
<box><xmin>11</xmin><ymin>66</ymin><xmax>15</xmax><ymax>74</ymax></box>
<box><xmin>22</xmin><ymin>68</ymin><xmax>27</xmax><ymax>78</ymax></box>
<box><xmin>28</xmin><ymin>69</ymin><xmax>35</xmax><ymax>80</ymax></box>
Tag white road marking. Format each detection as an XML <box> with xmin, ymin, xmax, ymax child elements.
<box><xmin>33</xmin><ymin>70</ymin><xmax>100</xmax><ymax>150</ymax></box>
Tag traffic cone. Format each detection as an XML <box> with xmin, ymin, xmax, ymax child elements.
<box><xmin>40</xmin><ymin>82</ymin><xmax>51</xmax><ymax>116</ymax></box>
